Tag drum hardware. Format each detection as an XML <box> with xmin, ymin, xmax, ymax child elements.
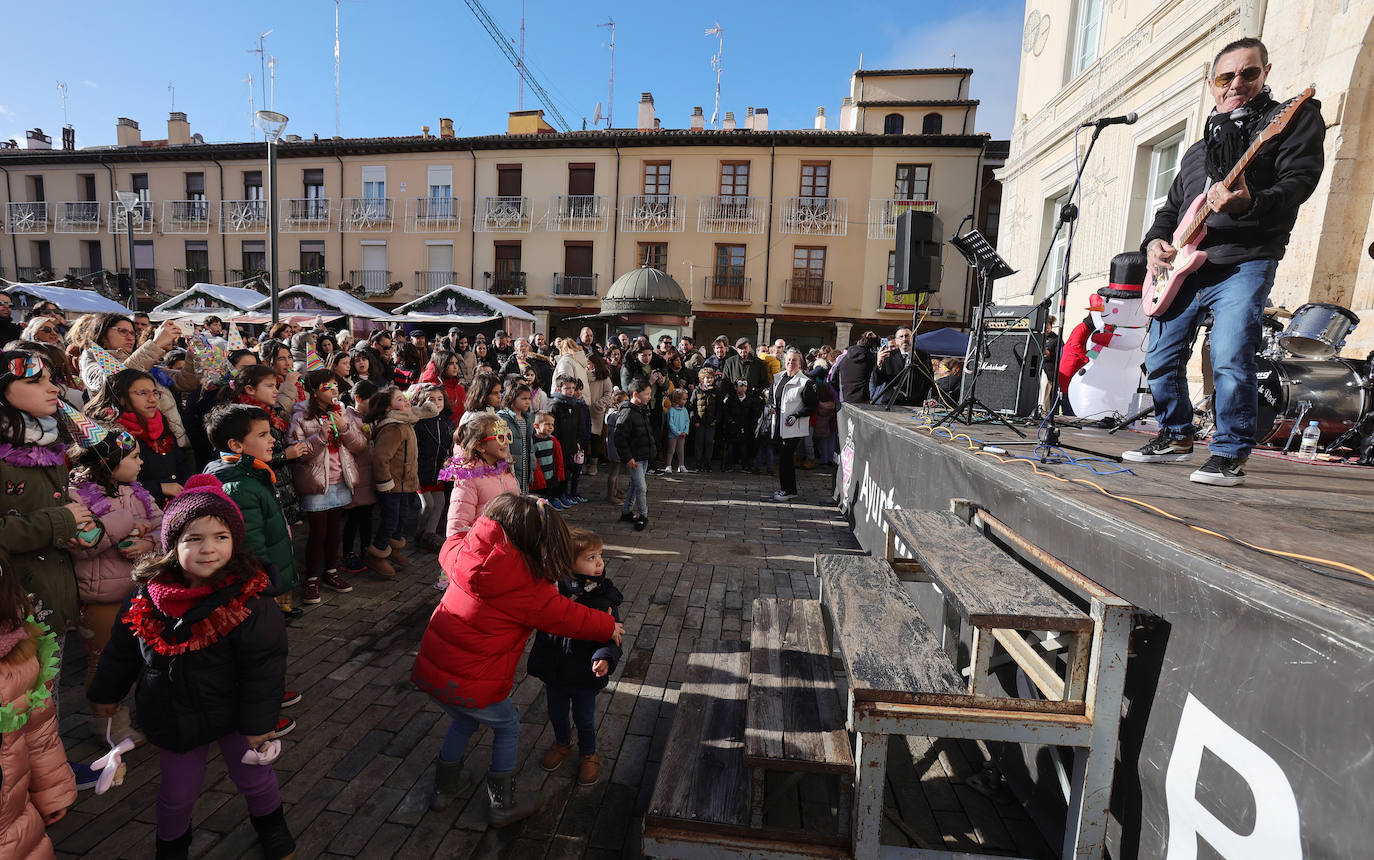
<box><xmin>1280</xmin><ymin>399</ymin><xmax>1313</xmax><ymax>454</ymax></box>
<box><xmin>1278</xmin><ymin>302</ymin><xmax>1361</xmax><ymax>359</ymax></box>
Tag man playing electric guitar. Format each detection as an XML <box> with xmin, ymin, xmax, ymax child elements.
<box><xmin>1123</xmin><ymin>37</ymin><xmax>1325</xmax><ymax>486</ymax></box>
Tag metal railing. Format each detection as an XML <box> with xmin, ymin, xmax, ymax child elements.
<box><xmin>340</xmin><ymin>198</ymin><xmax>395</xmax><ymax>232</ymax></box>
<box><xmin>67</xmin><ymin>267</ymin><xmax>111</xmax><ymax>286</ymax></box>
<box><xmin>163</xmin><ymin>200</ymin><xmax>211</xmax><ymax>233</ymax></box>
<box><xmin>476</xmin><ymin>196</ymin><xmax>532</xmax><ymax>232</ymax></box>
<box><xmin>16</xmin><ymin>266</ymin><xmax>53</xmax><ymax>282</ymax></box>
<box><xmin>56</xmin><ymin>202</ymin><xmax>102</xmax><ymax>233</ymax></box>
<box><xmin>414</xmin><ymin>270</ymin><xmax>457</xmax><ymax>292</ymax></box>
<box><xmin>289</xmin><ymin>268</ymin><xmax>330</xmax><ymax>287</ymax></box>
<box><xmin>228</xmin><ymin>269</ymin><xmax>269</xmax><ymax>287</ymax></box>
<box><xmin>405</xmin><ymin>196</ymin><xmax>461</xmax><ymax>232</ymax></box>
<box><xmin>867</xmin><ymin>198</ymin><xmax>938</xmax><ymax>240</ymax></box>
<box><xmin>780</xmin><ymin>196</ymin><xmax>848</xmax><ymax>236</ymax></box>
<box><xmin>619</xmin><ymin>194</ymin><xmax>685</xmax><ymax>232</ymax></box>
<box><xmin>6</xmin><ymin>202</ymin><xmax>49</xmax><ymax>234</ymax></box>
<box><xmin>349</xmin><ymin>269</ymin><xmax>393</xmax><ymax>296</ymax></box>
<box><xmin>553</xmin><ymin>273</ymin><xmax>598</xmax><ymax>297</ymax></box>
<box><xmin>218</xmin><ymin>200</ymin><xmax>266</xmax><ymax>234</ymax></box>
<box><xmin>134</xmin><ymin>268</ymin><xmax>158</xmax><ymax>295</ymax></box>
<box><xmin>174</xmin><ymin>268</ymin><xmax>213</xmax><ymax>290</ymax></box>
<box><xmin>703</xmin><ymin>273</ymin><xmax>751</xmax><ymax>302</ymax></box>
<box><xmin>782</xmin><ymin>276</ymin><xmax>833</xmax><ymax>306</ymax></box>
<box><xmin>546</xmin><ymin>195</ymin><xmax>609</xmax><ymax>232</ymax></box>
<box><xmin>697</xmin><ymin>195</ymin><xmax>766</xmax><ymax>234</ymax></box>
<box><xmin>109</xmin><ymin>199</ymin><xmax>153</xmax><ymax>234</ymax></box>
<box><xmin>281</xmin><ymin>198</ymin><xmax>332</xmax><ymax>232</ymax></box>
<box><xmin>483</xmin><ymin>271</ymin><xmax>527</xmax><ymax>296</ymax></box>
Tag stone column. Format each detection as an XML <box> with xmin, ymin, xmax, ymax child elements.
<box><xmin>834</xmin><ymin>321</ymin><xmax>853</xmax><ymax>349</ymax></box>
<box><xmin>533</xmin><ymin>309</ymin><xmax>551</xmax><ymax>336</ymax></box>
<box><xmin>755</xmin><ymin>316</ymin><xmax>769</xmax><ymax>347</ymax></box>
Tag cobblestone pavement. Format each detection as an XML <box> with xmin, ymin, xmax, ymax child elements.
<box><xmin>51</xmin><ymin>463</ymin><xmax>857</xmax><ymax>859</ymax></box>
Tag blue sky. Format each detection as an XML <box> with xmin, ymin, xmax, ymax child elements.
<box><xmin>3</xmin><ymin>1</ymin><xmax>1024</xmax><ymax>147</ymax></box>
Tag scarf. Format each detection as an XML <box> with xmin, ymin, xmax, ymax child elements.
<box><xmin>438</xmin><ymin>457</ymin><xmax>510</xmax><ymax>482</ymax></box>
<box><xmin>22</xmin><ymin>414</ymin><xmax>60</xmax><ymax>447</ymax></box>
<box><xmin>219</xmin><ymin>452</ymin><xmax>277</xmax><ymax>485</ymax></box>
<box><xmin>0</xmin><ymin>617</ymin><xmax>59</xmax><ymax>734</ymax></box>
<box><xmin>147</xmin><ymin>577</ymin><xmax>216</xmax><ymax>619</ymax></box>
<box><xmin>1204</xmin><ymin>86</ymin><xmax>1276</xmax><ymax>181</ymax></box>
<box><xmin>126</xmin><ymin>569</ymin><xmax>270</xmax><ymax>656</ymax></box>
<box><xmin>73</xmin><ymin>478</ymin><xmax>160</xmax><ymax>522</ymax></box>
<box><xmin>234</xmin><ymin>393</ymin><xmax>288</xmax><ymax>432</ymax></box>
<box><xmin>118</xmin><ymin>411</ymin><xmax>173</xmax><ymax>455</ymax></box>
<box><xmin>0</xmin><ymin>415</ymin><xmax>67</xmax><ymax>467</ymax></box>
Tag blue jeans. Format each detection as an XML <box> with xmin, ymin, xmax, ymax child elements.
<box><xmin>1144</xmin><ymin>258</ymin><xmax>1277</xmax><ymax>459</ymax></box>
<box><xmin>372</xmin><ymin>491</ymin><xmax>416</xmax><ymax>551</ymax></box>
<box><xmin>622</xmin><ymin>462</ymin><xmax>648</xmax><ymax>517</ymax></box>
<box><xmin>545</xmin><ymin>686</ymin><xmax>599</xmax><ymax>754</ymax></box>
<box><xmin>439</xmin><ymin>697</ymin><xmax>521</xmax><ymax>772</ymax></box>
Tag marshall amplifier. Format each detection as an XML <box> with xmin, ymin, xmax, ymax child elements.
<box><xmin>961</xmin><ymin>304</ymin><xmax>1048</xmax><ymax>417</ymax></box>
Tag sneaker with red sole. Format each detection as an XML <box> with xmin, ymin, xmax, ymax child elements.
<box><xmin>275</xmin><ymin>717</ymin><xmax>296</xmax><ymax>737</ymax></box>
<box><xmin>281</xmin><ymin>691</ymin><xmax>302</xmax><ymax>708</ymax></box>
<box><xmin>321</xmin><ymin>569</ymin><xmax>353</xmax><ymax>593</ymax></box>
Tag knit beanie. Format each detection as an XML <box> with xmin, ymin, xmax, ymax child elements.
<box><xmin>159</xmin><ymin>474</ymin><xmax>247</xmax><ymax>554</ymax></box>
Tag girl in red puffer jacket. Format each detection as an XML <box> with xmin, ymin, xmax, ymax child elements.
<box><xmin>411</xmin><ymin>493</ymin><xmax>623</xmax><ymax>828</ymax></box>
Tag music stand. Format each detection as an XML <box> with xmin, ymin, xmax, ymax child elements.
<box><xmin>931</xmin><ymin>230</ymin><xmax>1025</xmax><ymax>436</ymax></box>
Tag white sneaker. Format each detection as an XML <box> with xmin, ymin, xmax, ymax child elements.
<box><xmin>772</xmin><ymin>490</ymin><xmax>797</xmax><ymax>501</ymax></box>
<box><xmin>676</xmin><ymin>465</ymin><xmax>688</xmax><ymax>473</ymax></box>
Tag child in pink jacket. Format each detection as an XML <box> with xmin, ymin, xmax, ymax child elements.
<box><xmin>67</xmin><ymin>426</ymin><xmax>163</xmax><ymax>746</ymax></box>
<box><xmin>432</xmin><ymin>412</ymin><xmax>518</xmax><ymax>591</ymax></box>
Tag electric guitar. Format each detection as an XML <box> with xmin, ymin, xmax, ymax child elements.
<box><xmin>1141</xmin><ymin>86</ymin><xmax>1316</xmax><ymax>317</ymax></box>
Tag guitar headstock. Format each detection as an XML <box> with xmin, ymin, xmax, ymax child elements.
<box><xmin>1257</xmin><ymin>86</ymin><xmax>1317</xmax><ymax>144</ymax></box>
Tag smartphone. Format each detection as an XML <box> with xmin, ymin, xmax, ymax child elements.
<box><xmin>880</xmin><ymin>337</ymin><xmax>889</xmax><ymax>348</ymax></box>
<box><xmin>176</xmin><ymin>318</ymin><xmax>196</xmax><ymax>337</ymax></box>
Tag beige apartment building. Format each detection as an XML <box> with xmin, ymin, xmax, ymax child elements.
<box><xmin>995</xmin><ymin>0</ymin><xmax>1374</xmax><ymax>353</ymax></box>
<box><xmin>0</xmin><ymin>67</ymin><xmax>997</xmax><ymax>348</ymax></box>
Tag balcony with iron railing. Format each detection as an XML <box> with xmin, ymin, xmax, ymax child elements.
<box><xmin>134</xmin><ymin>268</ymin><xmax>158</xmax><ymax>295</ymax></box>
<box><xmin>163</xmin><ymin>200</ymin><xmax>212</xmax><ymax>233</ymax></box>
<box><xmin>703</xmin><ymin>273</ymin><xmax>751</xmax><ymax>303</ymax></box>
<box><xmin>109</xmin><ymin>200</ymin><xmax>153</xmax><ymax>234</ymax></box>
<box><xmin>476</xmin><ymin>196</ymin><xmax>532</xmax><ymax>233</ymax></box>
<box><xmin>619</xmin><ymin>194</ymin><xmax>685</xmax><ymax>233</ymax></box>
<box><xmin>16</xmin><ymin>266</ymin><xmax>53</xmax><ymax>282</ymax></box>
<box><xmin>227</xmin><ymin>269</ymin><xmax>269</xmax><ymax>287</ymax></box>
<box><xmin>782</xmin><ymin>275</ymin><xmax>833</xmax><ymax>306</ymax></box>
<box><xmin>341</xmin><ymin>198</ymin><xmax>395</xmax><ymax>232</ymax></box>
<box><xmin>67</xmin><ymin>267</ymin><xmax>111</xmax><ymax>286</ymax></box>
<box><xmin>867</xmin><ymin>198</ymin><xmax>938</xmax><ymax>240</ymax></box>
<box><xmin>483</xmin><ymin>270</ymin><xmax>527</xmax><ymax>296</ymax></box>
<box><xmin>780</xmin><ymin>196</ymin><xmax>848</xmax><ymax>236</ymax></box>
<box><xmin>414</xmin><ymin>270</ymin><xmax>457</xmax><ymax>293</ymax></box>
<box><xmin>7</xmin><ymin>202</ymin><xmax>49</xmax><ymax>234</ymax></box>
<box><xmin>552</xmin><ymin>273</ymin><xmax>598</xmax><ymax>297</ymax></box>
<box><xmin>546</xmin><ymin>196</ymin><xmax>609</xmax><ymax>232</ymax></box>
<box><xmin>697</xmin><ymin>195</ymin><xmax>766</xmax><ymax>234</ymax></box>
<box><xmin>289</xmin><ymin>268</ymin><xmax>330</xmax><ymax>287</ymax></box>
<box><xmin>349</xmin><ymin>270</ymin><xmax>393</xmax><ymax>296</ymax></box>
<box><xmin>218</xmin><ymin>200</ymin><xmax>266</xmax><ymax>234</ymax></box>
<box><xmin>174</xmin><ymin>268</ymin><xmax>213</xmax><ymax>291</ymax></box>
<box><xmin>56</xmin><ymin>202</ymin><xmax>102</xmax><ymax>233</ymax></box>
<box><xmin>281</xmin><ymin>198</ymin><xmax>332</xmax><ymax>232</ymax></box>
<box><xmin>405</xmin><ymin>197</ymin><xmax>461</xmax><ymax>232</ymax></box>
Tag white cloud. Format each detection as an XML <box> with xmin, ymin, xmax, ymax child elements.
<box><xmin>81</xmin><ymin>80</ymin><xmax>100</xmax><ymax>89</ymax></box>
<box><xmin>885</xmin><ymin>8</ymin><xmax>1024</xmax><ymax>139</ymax></box>
<box><xmin>0</xmin><ymin>105</ymin><xmax>13</xmax><ymax>118</ymax></box>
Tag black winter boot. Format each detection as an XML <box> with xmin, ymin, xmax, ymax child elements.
<box><xmin>250</xmin><ymin>804</ymin><xmax>296</xmax><ymax>860</ymax></box>
<box><xmin>155</xmin><ymin>828</ymin><xmax>192</xmax><ymax>860</ymax></box>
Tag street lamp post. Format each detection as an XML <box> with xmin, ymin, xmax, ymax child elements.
<box><xmin>115</xmin><ymin>190</ymin><xmax>140</xmax><ymax>310</ymax></box>
<box><xmin>255</xmin><ymin>110</ymin><xmax>289</xmax><ymax>326</ymax></box>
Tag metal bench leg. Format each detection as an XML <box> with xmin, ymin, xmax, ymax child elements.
<box><xmin>853</xmin><ymin>731</ymin><xmax>888</xmax><ymax>860</ymax></box>
<box><xmin>969</xmin><ymin>625</ymin><xmax>995</xmax><ymax>695</ymax></box>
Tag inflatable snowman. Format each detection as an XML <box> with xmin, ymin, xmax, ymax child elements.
<box><xmin>1068</xmin><ymin>252</ymin><xmax>1153</xmax><ymax>420</ymax></box>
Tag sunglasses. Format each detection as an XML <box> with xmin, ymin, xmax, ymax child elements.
<box><xmin>1212</xmin><ymin>65</ymin><xmax>1263</xmax><ymax>88</ymax></box>
<box><xmin>482</xmin><ymin>430</ymin><xmax>513</xmax><ymax>445</ymax></box>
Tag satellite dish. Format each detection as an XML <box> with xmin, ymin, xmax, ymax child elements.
<box><xmin>593</xmin><ymin>103</ymin><xmax>603</xmax><ymax>125</ymax></box>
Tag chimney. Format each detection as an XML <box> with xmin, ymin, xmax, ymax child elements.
<box><xmin>61</xmin><ymin>126</ymin><xmax>75</xmax><ymax>150</ymax></box>
<box><xmin>745</xmin><ymin>107</ymin><xmax>754</xmax><ymax>130</ymax></box>
<box><xmin>754</xmin><ymin>108</ymin><xmax>768</xmax><ymax>131</ymax></box>
<box><xmin>422</xmin><ymin>124</ymin><xmax>431</xmax><ymax>138</ymax></box>
<box><xmin>24</xmin><ymin>128</ymin><xmax>52</xmax><ymax>150</ymax></box>
<box><xmin>116</xmin><ymin>117</ymin><xmax>141</xmax><ymax>147</ymax></box>
<box><xmin>814</xmin><ymin>107</ymin><xmax>827</xmax><ymax>130</ymax></box>
<box><xmin>723</xmin><ymin>111</ymin><xmax>736</xmax><ymax>131</ymax></box>
<box><xmin>439</xmin><ymin>117</ymin><xmax>454</xmax><ymax>138</ymax></box>
<box><xmin>637</xmin><ymin>92</ymin><xmax>655</xmax><ymax>130</ymax></box>
<box><xmin>167</xmin><ymin>111</ymin><xmax>190</xmax><ymax>145</ymax></box>
<box><xmin>839</xmin><ymin>97</ymin><xmax>855</xmax><ymax>131</ymax></box>
<box><xmin>690</xmin><ymin>107</ymin><xmax>704</xmax><ymax>131</ymax></box>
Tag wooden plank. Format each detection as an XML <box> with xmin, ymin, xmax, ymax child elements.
<box><xmin>645</xmin><ymin>641</ymin><xmax>750</xmax><ymax>829</ymax></box>
<box><xmin>992</xmin><ymin>629</ymin><xmax>1064</xmax><ymax>701</ymax></box>
<box><xmin>746</xmin><ymin>598</ymin><xmax>855</xmax><ymax>774</ymax></box>
<box><xmin>884</xmin><ymin>509</ymin><xmax>1091</xmax><ymax>632</ymax></box>
<box><xmin>816</xmin><ymin>553</ymin><xmax>969</xmax><ymax>707</ymax></box>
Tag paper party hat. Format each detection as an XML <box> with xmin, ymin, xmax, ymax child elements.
<box><xmin>306</xmin><ymin>344</ymin><xmax>325</xmax><ymax>372</ymax></box>
<box><xmin>85</xmin><ymin>346</ymin><xmax>129</xmax><ymax>380</ymax></box>
<box><xmin>227</xmin><ymin>323</ymin><xmax>246</xmax><ymax>352</ymax></box>
<box><xmin>59</xmin><ymin>400</ymin><xmax>111</xmax><ymax>449</ymax></box>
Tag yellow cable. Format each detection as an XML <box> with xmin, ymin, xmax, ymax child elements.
<box><xmin>902</xmin><ymin>422</ymin><xmax>1374</xmax><ymax>584</ymax></box>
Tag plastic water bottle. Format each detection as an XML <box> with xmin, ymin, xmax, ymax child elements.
<box><xmin>1298</xmin><ymin>421</ymin><xmax>1320</xmax><ymax>460</ymax></box>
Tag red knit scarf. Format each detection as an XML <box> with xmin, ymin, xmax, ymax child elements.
<box><xmin>234</xmin><ymin>393</ymin><xmax>288</xmax><ymax>432</ymax></box>
<box><xmin>118</xmin><ymin>410</ymin><xmax>173</xmax><ymax>455</ymax></box>
<box><xmin>125</xmin><ymin>569</ymin><xmax>270</xmax><ymax>656</ymax></box>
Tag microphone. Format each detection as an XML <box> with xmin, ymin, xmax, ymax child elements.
<box><xmin>1079</xmin><ymin>112</ymin><xmax>1138</xmax><ymax>128</ymax></box>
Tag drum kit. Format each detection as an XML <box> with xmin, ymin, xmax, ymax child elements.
<box><xmin>1252</xmin><ymin>302</ymin><xmax>1373</xmax><ymax>457</ymax></box>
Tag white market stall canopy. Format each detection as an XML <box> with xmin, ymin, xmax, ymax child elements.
<box><xmin>151</xmin><ymin>283</ymin><xmax>267</xmax><ymax>320</ymax></box>
<box><xmin>393</xmin><ymin>284</ymin><xmax>537</xmax><ymax>326</ymax></box>
<box><xmin>249</xmin><ymin>285</ymin><xmax>393</xmax><ymax>321</ymax></box>
<box><xmin>5</xmin><ymin>283</ymin><xmax>131</xmax><ymax>315</ymax></box>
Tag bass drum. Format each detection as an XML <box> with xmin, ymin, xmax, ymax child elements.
<box><xmin>1255</xmin><ymin>357</ymin><xmax>1370</xmax><ymax>445</ymax></box>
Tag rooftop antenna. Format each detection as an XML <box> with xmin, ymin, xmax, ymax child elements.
<box><xmin>56</xmin><ymin>81</ymin><xmax>69</xmax><ymax>126</ymax></box>
<box><xmin>950</xmin><ymin>52</ymin><xmax>957</xmax><ymax>65</ymax></box>
<box><xmin>705</xmin><ymin>22</ymin><xmax>724</xmax><ymax>129</ymax></box>
<box><xmin>268</xmin><ymin>56</ymin><xmax>277</xmax><ymax>111</ymax></box>
<box><xmin>517</xmin><ymin>0</ymin><xmax>526</xmax><ymax>110</ymax></box>
<box><xmin>243</xmin><ymin>74</ymin><xmax>255</xmax><ymax>139</ymax></box>
<box><xmin>168</xmin><ymin>81</ymin><xmax>175</xmax><ymax>111</ymax></box>
<box><xmin>333</xmin><ymin>0</ymin><xmax>342</xmax><ymax>136</ymax></box>
<box><xmin>598</xmin><ymin>17</ymin><xmax>615</xmax><ymax>127</ymax></box>
<box><xmin>249</xmin><ymin>29</ymin><xmax>273</xmax><ymax>133</ymax></box>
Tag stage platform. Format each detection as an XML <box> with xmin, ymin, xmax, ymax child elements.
<box><xmin>833</xmin><ymin>405</ymin><xmax>1373</xmax><ymax>860</ymax></box>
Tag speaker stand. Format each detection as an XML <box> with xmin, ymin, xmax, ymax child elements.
<box><xmin>930</xmin><ymin>263</ymin><xmax>1025</xmax><ymax>437</ymax></box>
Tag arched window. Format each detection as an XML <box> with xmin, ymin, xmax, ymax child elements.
<box><xmin>922</xmin><ymin>113</ymin><xmax>943</xmax><ymax>135</ymax></box>
<box><xmin>883</xmin><ymin>113</ymin><xmax>904</xmax><ymax>135</ymax></box>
